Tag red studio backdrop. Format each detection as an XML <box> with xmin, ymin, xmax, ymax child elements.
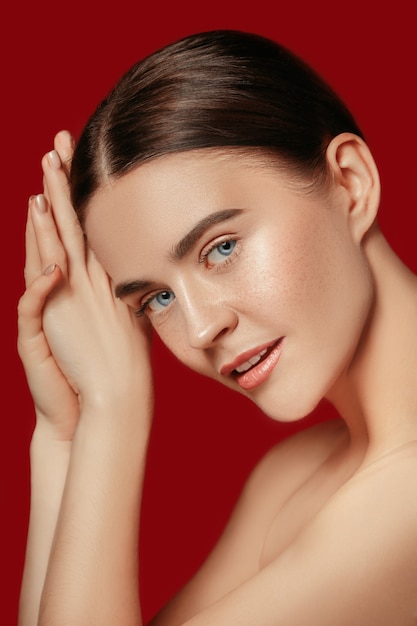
<box><xmin>2</xmin><ymin>2</ymin><xmax>416</xmax><ymax>623</ymax></box>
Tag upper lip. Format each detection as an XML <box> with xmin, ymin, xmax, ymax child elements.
<box><xmin>220</xmin><ymin>338</ymin><xmax>281</xmax><ymax>377</ymax></box>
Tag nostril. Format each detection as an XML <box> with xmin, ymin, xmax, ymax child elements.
<box><xmin>214</xmin><ymin>327</ymin><xmax>230</xmax><ymax>341</ymax></box>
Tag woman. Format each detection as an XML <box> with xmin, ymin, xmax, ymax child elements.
<box><xmin>18</xmin><ymin>30</ymin><xmax>417</xmax><ymax>625</ymax></box>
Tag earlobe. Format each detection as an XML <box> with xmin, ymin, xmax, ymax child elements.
<box><xmin>326</xmin><ymin>132</ymin><xmax>381</xmax><ymax>242</ymax></box>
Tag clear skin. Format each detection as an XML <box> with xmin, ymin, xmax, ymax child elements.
<box><xmin>17</xmin><ymin>130</ymin><xmax>417</xmax><ymax>625</ymax></box>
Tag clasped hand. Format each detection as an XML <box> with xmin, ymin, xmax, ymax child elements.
<box><xmin>18</xmin><ymin>131</ymin><xmax>153</xmax><ymax>441</ymax></box>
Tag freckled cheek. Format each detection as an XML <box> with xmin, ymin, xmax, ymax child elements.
<box><xmin>237</xmin><ymin>234</ymin><xmax>312</xmax><ymax>316</ymax></box>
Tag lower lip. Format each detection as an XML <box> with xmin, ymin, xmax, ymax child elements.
<box><xmin>235</xmin><ymin>339</ymin><xmax>284</xmax><ymax>391</ymax></box>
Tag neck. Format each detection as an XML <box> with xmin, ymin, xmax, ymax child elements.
<box><xmin>327</xmin><ymin>225</ymin><xmax>417</xmax><ymax>465</ymax></box>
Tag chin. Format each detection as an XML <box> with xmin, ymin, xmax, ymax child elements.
<box><xmin>240</xmin><ymin>382</ymin><xmax>325</xmax><ymax>424</ymax></box>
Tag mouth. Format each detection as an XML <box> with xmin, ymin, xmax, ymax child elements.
<box><xmin>221</xmin><ymin>338</ymin><xmax>284</xmax><ymax>390</ymax></box>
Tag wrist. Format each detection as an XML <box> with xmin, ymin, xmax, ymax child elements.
<box><xmin>30</xmin><ymin>425</ymin><xmax>72</xmax><ymax>488</ymax></box>
<box><xmin>31</xmin><ymin>421</ymin><xmax>73</xmax><ymax>453</ymax></box>
<box><xmin>78</xmin><ymin>384</ymin><xmax>154</xmax><ymax>436</ymax></box>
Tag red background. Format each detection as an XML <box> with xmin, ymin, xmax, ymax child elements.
<box><xmin>2</xmin><ymin>1</ymin><xmax>416</xmax><ymax>623</ymax></box>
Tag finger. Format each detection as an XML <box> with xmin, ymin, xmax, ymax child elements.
<box><xmin>29</xmin><ymin>194</ymin><xmax>68</xmax><ymax>277</ymax></box>
<box><xmin>17</xmin><ymin>264</ymin><xmax>63</xmax><ymax>350</ymax></box>
<box><xmin>54</xmin><ymin>130</ymin><xmax>75</xmax><ymax>178</ymax></box>
<box><xmin>24</xmin><ymin>199</ymin><xmax>42</xmax><ymax>287</ymax></box>
<box><xmin>41</xmin><ymin>150</ymin><xmax>86</xmax><ymax>270</ymax></box>
<box><xmin>42</xmin><ymin>130</ymin><xmax>74</xmax><ymax>204</ymax></box>
<box><xmin>85</xmin><ymin>246</ymin><xmax>111</xmax><ymax>286</ymax></box>
<box><xmin>85</xmin><ymin>247</ymin><xmax>122</xmax><ymax>314</ymax></box>
<box><xmin>43</xmin><ymin>171</ymin><xmax>50</xmax><ymax>201</ymax></box>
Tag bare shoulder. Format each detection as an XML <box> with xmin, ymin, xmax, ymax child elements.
<box><xmin>179</xmin><ymin>441</ymin><xmax>417</xmax><ymax>626</ymax></box>
<box><xmin>337</xmin><ymin>439</ymin><xmax>417</xmax><ymax>513</ymax></box>
<box><xmin>287</xmin><ymin>439</ymin><xmax>417</xmax><ymax>621</ymax></box>
<box><xmin>152</xmin><ymin>429</ymin><xmax>417</xmax><ymax>625</ymax></box>
<box><xmin>336</xmin><ymin>438</ymin><xmax>417</xmax><ymax>525</ymax></box>
<box><xmin>207</xmin><ymin>439</ymin><xmax>417</xmax><ymax>624</ymax></box>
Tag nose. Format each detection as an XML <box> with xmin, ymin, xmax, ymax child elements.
<box><xmin>181</xmin><ymin>287</ymin><xmax>238</xmax><ymax>350</ymax></box>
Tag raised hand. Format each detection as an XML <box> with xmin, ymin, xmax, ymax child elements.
<box><xmin>21</xmin><ymin>131</ymin><xmax>153</xmax><ymax>430</ymax></box>
<box><xmin>18</xmin><ymin>132</ymin><xmax>80</xmax><ymax>441</ymax></box>
<box><xmin>18</xmin><ymin>131</ymin><xmax>154</xmax><ymax>441</ymax></box>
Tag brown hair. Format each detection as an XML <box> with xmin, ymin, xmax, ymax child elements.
<box><xmin>70</xmin><ymin>29</ymin><xmax>364</xmax><ymax>224</ymax></box>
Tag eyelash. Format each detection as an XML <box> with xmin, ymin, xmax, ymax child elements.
<box><xmin>199</xmin><ymin>235</ymin><xmax>239</xmax><ymax>268</ymax></box>
<box><xmin>134</xmin><ymin>295</ymin><xmax>159</xmax><ymax>318</ymax></box>
<box><xmin>135</xmin><ymin>235</ymin><xmax>239</xmax><ymax>318</ymax></box>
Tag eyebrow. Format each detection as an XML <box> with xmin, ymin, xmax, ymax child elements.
<box><xmin>170</xmin><ymin>208</ymin><xmax>243</xmax><ymax>261</ymax></box>
<box><xmin>114</xmin><ymin>208</ymin><xmax>243</xmax><ymax>300</ymax></box>
<box><xmin>115</xmin><ymin>278</ymin><xmax>153</xmax><ymax>299</ymax></box>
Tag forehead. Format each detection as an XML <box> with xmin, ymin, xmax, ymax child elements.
<box><xmin>88</xmin><ymin>151</ymin><xmax>247</xmax><ymax>224</ymax></box>
<box><xmin>87</xmin><ymin>149</ymin><xmax>286</xmax><ymax>217</ymax></box>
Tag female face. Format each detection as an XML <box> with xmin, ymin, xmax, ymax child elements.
<box><xmin>85</xmin><ymin>150</ymin><xmax>373</xmax><ymax>421</ymax></box>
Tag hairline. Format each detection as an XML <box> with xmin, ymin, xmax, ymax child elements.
<box><xmin>81</xmin><ymin>144</ymin><xmax>332</xmax><ymax>229</ymax></box>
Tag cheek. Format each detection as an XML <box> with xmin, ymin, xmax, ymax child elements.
<box><xmin>237</xmin><ymin>223</ymin><xmax>324</xmax><ymax>318</ymax></box>
<box><xmin>255</xmin><ymin>214</ymin><xmax>373</xmax><ymax>342</ymax></box>
<box><xmin>152</xmin><ymin>314</ymin><xmax>204</xmax><ymax>374</ymax></box>
<box><xmin>159</xmin><ymin>332</ymin><xmax>214</xmax><ymax>381</ymax></box>
<box><xmin>283</xmin><ymin>216</ymin><xmax>374</xmax><ymax>386</ymax></box>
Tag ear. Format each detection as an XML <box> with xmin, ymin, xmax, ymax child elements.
<box><xmin>326</xmin><ymin>132</ymin><xmax>381</xmax><ymax>242</ymax></box>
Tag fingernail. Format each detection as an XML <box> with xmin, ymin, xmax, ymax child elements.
<box><xmin>43</xmin><ymin>263</ymin><xmax>56</xmax><ymax>276</ymax></box>
<box><xmin>47</xmin><ymin>149</ymin><xmax>61</xmax><ymax>169</ymax></box>
<box><xmin>35</xmin><ymin>194</ymin><xmax>47</xmax><ymax>213</ymax></box>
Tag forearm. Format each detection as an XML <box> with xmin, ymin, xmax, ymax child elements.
<box><xmin>38</xmin><ymin>401</ymin><xmax>151</xmax><ymax>626</ymax></box>
<box><xmin>19</xmin><ymin>423</ymin><xmax>71</xmax><ymax>626</ymax></box>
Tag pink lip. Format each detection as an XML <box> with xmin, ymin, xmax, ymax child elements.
<box><xmin>235</xmin><ymin>339</ymin><xmax>283</xmax><ymax>390</ymax></box>
<box><xmin>220</xmin><ymin>338</ymin><xmax>282</xmax><ymax>377</ymax></box>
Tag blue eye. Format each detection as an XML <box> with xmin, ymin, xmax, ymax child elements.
<box><xmin>206</xmin><ymin>239</ymin><xmax>236</xmax><ymax>264</ymax></box>
<box><xmin>147</xmin><ymin>290</ymin><xmax>175</xmax><ymax>312</ymax></box>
